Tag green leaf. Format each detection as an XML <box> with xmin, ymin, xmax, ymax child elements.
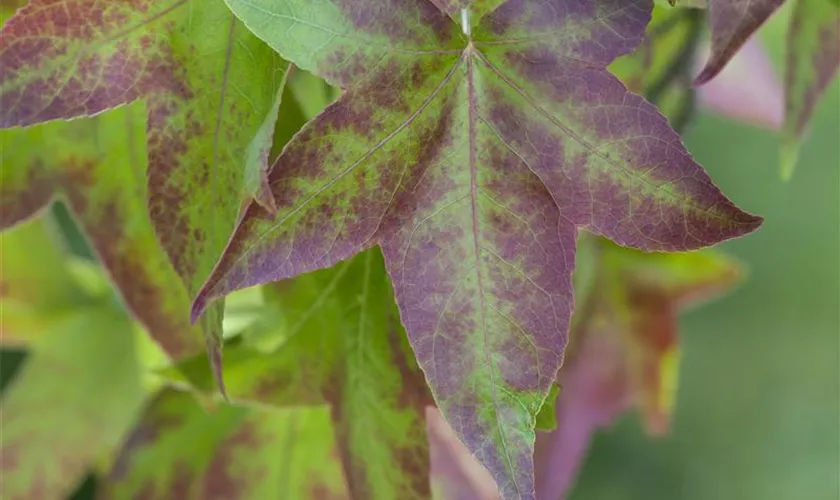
<box><xmin>102</xmin><ymin>390</ymin><xmax>349</xmax><ymax>499</ymax></box>
<box><xmin>0</xmin><ymin>0</ymin><xmax>290</xmax><ymax>388</ymax></box>
<box><xmin>0</xmin><ymin>104</ymin><xmax>205</xmax><ymax>361</ymax></box>
<box><xmin>534</xmin><ymin>384</ymin><xmax>561</xmax><ymax>431</ymax></box>
<box><xmin>0</xmin><ymin>306</ymin><xmax>147</xmax><ymax>500</ymax></box>
<box><xmin>0</xmin><ymin>217</ymin><xmax>92</xmax><ymax>346</ymax></box>
<box><xmin>172</xmin><ymin>249</ymin><xmax>433</xmax><ymax>499</ymax></box>
<box><xmin>781</xmin><ymin>0</ymin><xmax>840</xmax><ymax>179</ymax></box>
<box><xmin>287</xmin><ymin>67</ymin><xmax>338</xmax><ymax>120</ymax></box>
<box><xmin>196</xmin><ymin>1</ymin><xmax>761</xmax><ymax>496</ymax></box>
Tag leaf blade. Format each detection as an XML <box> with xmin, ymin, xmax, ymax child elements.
<box><xmin>696</xmin><ymin>0</ymin><xmax>786</xmax><ymax>84</ymax></box>
<box><xmin>781</xmin><ymin>0</ymin><xmax>840</xmax><ymax>179</ymax></box>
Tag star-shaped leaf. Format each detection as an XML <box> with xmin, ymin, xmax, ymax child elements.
<box><xmin>696</xmin><ymin>0</ymin><xmax>787</xmax><ymax>84</ymax></box>
<box><xmin>101</xmin><ymin>390</ymin><xmax>349</xmax><ymax>499</ymax></box>
<box><xmin>533</xmin><ymin>239</ymin><xmax>742</xmax><ymax>499</ymax></box>
<box><xmin>169</xmin><ymin>249</ymin><xmax>434</xmax><ymax>499</ymax></box>
<box><xmin>0</xmin><ymin>0</ymin><xmax>289</xmax><ymax>381</ymax></box>
<box><xmin>781</xmin><ymin>0</ymin><xmax>840</xmax><ymax>179</ymax></box>
<box><xmin>194</xmin><ymin>0</ymin><xmax>761</xmax><ymax>495</ymax></box>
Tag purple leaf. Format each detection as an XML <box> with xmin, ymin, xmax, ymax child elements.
<box><xmin>196</xmin><ymin>0</ymin><xmax>761</xmax><ymax>495</ymax></box>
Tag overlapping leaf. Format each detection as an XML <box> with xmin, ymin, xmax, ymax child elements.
<box><xmin>172</xmin><ymin>250</ymin><xmax>434</xmax><ymax>499</ymax></box>
<box><xmin>101</xmin><ymin>389</ymin><xmax>349</xmax><ymax>499</ymax></box>
<box><xmin>610</xmin><ymin>6</ymin><xmax>704</xmax><ymax>131</ymax></box>
<box><xmin>697</xmin><ymin>0</ymin><xmax>787</xmax><ymax>83</ymax></box>
<box><xmin>0</xmin><ymin>274</ymin><xmax>147</xmax><ymax>499</ymax></box>
<box><xmin>781</xmin><ymin>0</ymin><xmax>840</xmax><ymax>178</ymax></box>
<box><xmin>533</xmin><ymin>241</ymin><xmax>742</xmax><ymax>499</ymax></box>
<box><xmin>0</xmin><ymin>0</ymin><xmax>289</xmax><ymax>381</ymax></box>
<box><xmin>0</xmin><ymin>104</ymin><xmax>206</xmax><ymax>360</ymax></box>
<box><xmin>193</xmin><ymin>0</ymin><xmax>761</xmax><ymax>495</ymax></box>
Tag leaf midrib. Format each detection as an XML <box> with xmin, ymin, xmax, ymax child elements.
<box><xmin>466</xmin><ymin>43</ymin><xmax>522</xmax><ymax>498</ymax></box>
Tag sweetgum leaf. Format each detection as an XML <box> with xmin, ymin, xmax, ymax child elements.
<box><xmin>171</xmin><ymin>250</ymin><xmax>434</xmax><ymax>499</ymax></box>
<box><xmin>0</xmin><ymin>306</ymin><xmax>146</xmax><ymax>500</ymax></box>
<box><xmin>533</xmin><ymin>241</ymin><xmax>742</xmax><ymax>499</ymax></box>
<box><xmin>0</xmin><ymin>104</ymin><xmax>204</xmax><ymax>360</ymax></box>
<box><xmin>0</xmin><ymin>0</ymin><xmax>289</xmax><ymax>386</ymax></box>
<box><xmin>198</xmin><ymin>0</ymin><xmax>761</xmax><ymax>495</ymax></box>
<box><xmin>781</xmin><ymin>0</ymin><xmax>840</xmax><ymax>179</ymax></box>
<box><xmin>102</xmin><ymin>390</ymin><xmax>349</xmax><ymax>499</ymax></box>
<box><xmin>696</xmin><ymin>0</ymin><xmax>787</xmax><ymax>84</ymax></box>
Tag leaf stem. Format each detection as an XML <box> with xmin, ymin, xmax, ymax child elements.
<box><xmin>461</xmin><ymin>8</ymin><xmax>471</xmax><ymax>36</ymax></box>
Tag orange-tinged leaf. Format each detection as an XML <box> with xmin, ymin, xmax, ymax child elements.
<box><xmin>534</xmin><ymin>240</ymin><xmax>742</xmax><ymax>499</ymax></box>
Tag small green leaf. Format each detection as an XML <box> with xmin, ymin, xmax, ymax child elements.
<box><xmin>535</xmin><ymin>384</ymin><xmax>561</xmax><ymax>431</ymax></box>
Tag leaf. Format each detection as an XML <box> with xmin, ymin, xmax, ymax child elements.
<box><xmin>244</xmin><ymin>74</ymin><xmax>289</xmax><ymax>213</ymax></box>
<box><xmin>197</xmin><ymin>0</ymin><xmax>761</xmax><ymax>495</ymax></box>
<box><xmin>0</xmin><ymin>0</ymin><xmax>290</xmax><ymax>387</ymax></box>
<box><xmin>427</xmin><ymin>408</ymin><xmax>500</xmax><ymax>500</ymax></box>
<box><xmin>534</xmin><ymin>384</ymin><xmax>560</xmax><ymax>431</ymax></box>
<box><xmin>610</xmin><ymin>6</ymin><xmax>704</xmax><ymax>131</ymax></box>
<box><xmin>0</xmin><ymin>217</ymin><xmax>91</xmax><ymax>346</ymax></box>
<box><xmin>102</xmin><ymin>389</ymin><xmax>349</xmax><ymax>499</ymax></box>
<box><xmin>696</xmin><ymin>0</ymin><xmax>787</xmax><ymax>84</ymax></box>
<box><xmin>0</xmin><ymin>103</ymin><xmax>205</xmax><ymax>360</ymax></box>
<box><xmin>533</xmin><ymin>241</ymin><xmax>742</xmax><ymax>500</ymax></box>
<box><xmin>173</xmin><ymin>249</ymin><xmax>434</xmax><ymax>499</ymax></box>
<box><xmin>0</xmin><ymin>306</ymin><xmax>147</xmax><ymax>500</ymax></box>
<box><xmin>781</xmin><ymin>0</ymin><xmax>840</xmax><ymax>179</ymax></box>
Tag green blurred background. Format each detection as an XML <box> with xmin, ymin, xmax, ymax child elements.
<box><xmin>1</xmin><ymin>4</ymin><xmax>837</xmax><ymax>500</ymax></box>
<box><xmin>572</xmin><ymin>8</ymin><xmax>840</xmax><ymax>500</ymax></box>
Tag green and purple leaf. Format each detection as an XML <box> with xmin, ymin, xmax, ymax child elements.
<box><xmin>533</xmin><ymin>242</ymin><xmax>742</xmax><ymax>499</ymax></box>
<box><xmin>0</xmin><ymin>0</ymin><xmax>290</xmax><ymax>384</ymax></box>
<box><xmin>0</xmin><ymin>305</ymin><xmax>146</xmax><ymax>500</ymax></box>
<box><xmin>172</xmin><ymin>250</ymin><xmax>434</xmax><ymax>499</ymax></box>
<box><xmin>697</xmin><ymin>0</ymin><xmax>787</xmax><ymax>84</ymax></box>
<box><xmin>0</xmin><ymin>104</ymin><xmax>204</xmax><ymax>360</ymax></box>
<box><xmin>195</xmin><ymin>0</ymin><xmax>761</xmax><ymax>495</ymax></box>
<box><xmin>102</xmin><ymin>390</ymin><xmax>349</xmax><ymax>499</ymax></box>
<box><xmin>781</xmin><ymin>0</ymin><xmax>840</xmax><ymax>179</ymax></box>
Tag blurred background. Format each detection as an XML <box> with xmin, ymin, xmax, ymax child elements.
<box><xmin>1</xmin><ymin>2</ymin><xmax>837</xmax><ymax>500</ymax></box>
<box><xmin>570</xmin><ymin>6</ymin><xmax>840</xmax><ymax>500</ymax></box>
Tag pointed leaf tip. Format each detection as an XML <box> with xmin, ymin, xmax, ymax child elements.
<box><xmin>698</xmin><ymin>0</ymin><xmax>786</xmax><ymax>86</ymax></box>
<box><xmin>780</xmin><ymin>139</ymin><xmax>800</xmax><ymax>182</ymax></box>
<box><xmin>206</xmin><ymin>337</ymin><xmax>228</xmax><ymax>400</ymax></box>
<box><xmin>205</xmin><ymin>0</ymin><xmax>763</xmax><ymax>494</ymax></box>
